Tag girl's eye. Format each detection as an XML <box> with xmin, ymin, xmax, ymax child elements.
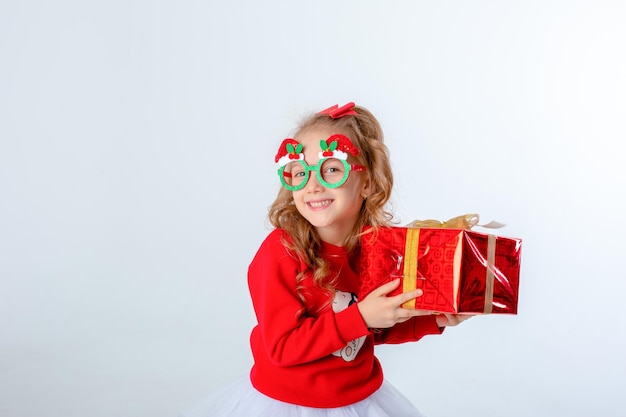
<box><xmin>320</xmin><ymin>159</ymin><xmax>345</xmax><ymax>183</ymax></box>
<box><xmin>321</xmin><ymin>160</ymin><xmax>344</xmax><ymax>174</ymax></box>
<box><xmin>285</xmin><ymin>162</ymin><xmax>305</xmax><ymax>176</ymax></box>
<box><xmin>283</xmin><ymin>161</ymin><xmax>308</xmax><ymax>186</ymax></box>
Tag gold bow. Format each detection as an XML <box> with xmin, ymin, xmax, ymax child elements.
<box><xmin>405</xmin><ymin>214</ymin><xmax>504</xmax><ymax>230</ymax></box>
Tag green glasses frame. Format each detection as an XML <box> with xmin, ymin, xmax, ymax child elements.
<box><xmin>278</xmin><ymin>159</ymin><xmax>366</xmax><ymax>191</ymax></box>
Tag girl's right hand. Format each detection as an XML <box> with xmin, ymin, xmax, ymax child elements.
<box><xmin>357</xmin><ymin>278</ymin><xmax>431</xmax><ymax>329</ymax></box>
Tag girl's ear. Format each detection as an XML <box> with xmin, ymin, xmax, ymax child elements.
<box><xmin>361</xmin><ymin>177</ymin><xmax>372</xmax><ymax>198</ymax></box>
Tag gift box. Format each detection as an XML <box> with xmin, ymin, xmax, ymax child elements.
<box><xmin>359</xmin><ymin>225</ymin><xmax>522</xmax><ymax>314</ymax></box>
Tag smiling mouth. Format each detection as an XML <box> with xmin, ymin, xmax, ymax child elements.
<box><xmin>307</xmin><ymin>199</ymin><xmax>333</xmax><ymax>209</ymax></box>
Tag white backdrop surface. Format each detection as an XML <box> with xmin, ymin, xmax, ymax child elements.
<box><xmin>1</xmin><ymin>1</ymin><xmax>625</xmax><ymax>417</ymax></box>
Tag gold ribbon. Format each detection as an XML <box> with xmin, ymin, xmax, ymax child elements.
<box><xmin>406</xmin><ymin>214</ymin><xmax>479</xmax><ymax>229</ymax></box>
<box><xmin>402</xmin><ymin>228</ymin><xmax>421</xmax><ymax>309</ymax></box>
<box><xmin>484</xmin><ymin>234</ymin><xmax>497</xmax><ymax>314</ymax></box>
<box><xmin>406</xmin><ymin>213</ymin><xmax>505</xmax><ymax>230</ymax></box>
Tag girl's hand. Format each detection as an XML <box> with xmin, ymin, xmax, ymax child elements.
<box><xmin>435</xmin><ymin>313</ymin><xmax>474</xmax><ymax>327</ymax></box>
<box><xmin>357</xmin><ymin>278</ymin><xmax>431</xmax><ymax>329</ymax></box>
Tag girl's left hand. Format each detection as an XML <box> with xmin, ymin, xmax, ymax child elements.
<box><xmin>435</xmin><ymin>313</ymin><xmax>475</xmax><ymax>327</ymax></box>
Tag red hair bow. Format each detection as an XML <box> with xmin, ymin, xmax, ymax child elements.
<box><xmin>319</xmin><ymin>102</ymin><xmax>358</xmax><ymax>119</ymax></box>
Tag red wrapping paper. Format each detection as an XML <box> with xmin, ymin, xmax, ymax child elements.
<box><xmin>359</xmin><ymin>227</ymin><xmax>522</xmax><ymax>314</ymax></box>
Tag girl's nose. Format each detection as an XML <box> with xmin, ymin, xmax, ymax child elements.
<box><xmin>304</xmin><ymin>172</ymin><xmax>324</xmax><ymax>192</ymax></box>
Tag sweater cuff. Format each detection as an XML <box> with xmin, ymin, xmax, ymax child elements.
<box><xmin>334</xmin><ymin>304</ymin><xmax>370</xmax><ymax>342</ymax></box>
<box><xmin>419</xmin><ymin>314</ymin><xmax>446</xmax><ymax>336</ymax></box>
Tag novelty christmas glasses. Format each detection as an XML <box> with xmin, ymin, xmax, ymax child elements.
<box><xmin>275</xmin><ymin>134</ymin><xmax>366</xmax><ymax>191</ymax></box>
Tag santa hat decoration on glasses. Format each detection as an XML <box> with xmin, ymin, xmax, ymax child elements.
<box><xmin>275</xmin><ymin>138</ymin><xmax>305</xmax><ymax>167</ymax></box>
<box><xmin>275</xmin><ymin>133</ymin><xmax>366</xmax><ymax>191</ymax></box>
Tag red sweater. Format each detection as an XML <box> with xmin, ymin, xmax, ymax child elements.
<box><xmin>248</xmin><ymin>229</ymin><xmax>443</xmax><ymax>408</ymax></box>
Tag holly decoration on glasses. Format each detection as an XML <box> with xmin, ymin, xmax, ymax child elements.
<box><xmin>320</xmin><ymin>140</ymin><xmax>338</xmax><ymax>157</ymax></box>
<box><xmin>286</xmin><ymin>142</ymin><xmax>303</xmax><ymax>159</ymax></box>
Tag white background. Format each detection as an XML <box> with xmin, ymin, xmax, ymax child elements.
<box><xmin>1</xmin><ymin>1</ymin><xmax>625</xmax><ymax>416</ymax></box>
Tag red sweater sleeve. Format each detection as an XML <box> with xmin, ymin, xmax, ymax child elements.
<box><xmin>373</xmin><ymin>315</ymin><xmax>444</xmax><ymax>345</ymax></box>
<box><xmin>248</xmin><ymin>230</ymin><xmax>370</xmax><ymax>367</ymax></box>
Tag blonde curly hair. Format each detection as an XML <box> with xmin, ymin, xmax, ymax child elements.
<box><xmin>268</xmin><ymin>104</ymin><xmax>394</xmax><ymax>294</ymax></box>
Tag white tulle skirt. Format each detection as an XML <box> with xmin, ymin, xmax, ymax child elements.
<box><xmin>178</xmin><ymin>375</ymin><xmax>425</xmax><ymax>417</ymax></box>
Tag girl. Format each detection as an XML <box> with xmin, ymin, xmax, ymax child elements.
<box><xmin>180</xmin><ymin>102</ymin><xmax>471</xmax><ymax>417</ymax></box>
